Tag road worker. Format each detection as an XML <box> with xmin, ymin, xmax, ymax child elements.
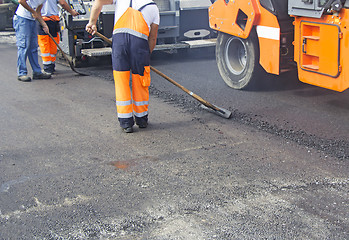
<box><xmin>37</xmin><ymin>0</ymin><xmax>79</xmax><ymax>74</ymax></box>
<box><xmin>86</xmin><ymin>0</ymin><xmax>159</xmax><ymax>133</ymax></box>
<box><xmin>14</xmin><ymin>0</ymin><xmax>52</xmax><ymax>81</ymax></box>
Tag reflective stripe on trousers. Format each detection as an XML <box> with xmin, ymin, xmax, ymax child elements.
<box><xmin>113</xmin><ymin>67</ymin><xmax>150</xmax><ymax>119</ymax></box>
<box><xmin>112</xmin><ymin>6</ymin><xmax>151</xmax><ymax>128</ymax></box>
<box><xmin>38</xmin><ymin>32</ymin><xmax>59</xmax><ymax>65</ymax></box>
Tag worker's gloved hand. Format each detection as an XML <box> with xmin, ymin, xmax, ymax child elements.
<box><xmin>85</xmin><ymin>22</ymin><xmax>97</xmax><ymax>35</ymax></box>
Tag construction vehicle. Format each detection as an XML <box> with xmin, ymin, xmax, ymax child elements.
<box><xmin>59</xmin><ymin>0</ymin><xmax>216</xmax><ymax>66</ymax></box>
<box><xmin>209</xmin><ymin>0</ymin><xmax>349</xmax><ymax>92</ymax></box>
<box><xmin>0</xmin><ymin>0</ymin><xmax>17</xmax><ymax>30</ymax></box>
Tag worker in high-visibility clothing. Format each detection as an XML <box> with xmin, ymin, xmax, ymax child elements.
<box><xmin>86</xmin><ymin>0</ymin><xmax>159</xmax><ymax>133</ymax></box>
<box><xmin>14</xmin><ymin>0</ymin><xmax>52</xmax><ymax>82</ymax></box>
<box><xmin>37</xmin><ymin>0</ymin><xmax>79</xmax><ymax>74</ymax></box>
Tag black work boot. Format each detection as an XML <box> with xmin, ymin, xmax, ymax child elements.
<box><xmin>119</xmin><ymin>117</ymin><xmax>134</xmax><ymax>133</ymax></box>
<box><xmin>136</xmin><ymin>115</ymin><xmax>148</xmax><ymax>128</ymax></box>
<box><xmin>122</xmin><ymin>127</ymin><xmax>133</xmax><ymax>133</ymax></box>
<box><xmin>33</xmin><ymin>71</ymin><xmax>51</xmax><ymax>79</ymax></box>
<box><xmin>51</xmin><ymin>62</ymin><xmax>56</xmax><ymax>73</ymax></box>
<box><xmin>43</xmin><ymin>64</ymin><xmax>53</xmax><ymax>74</ymax></box>
<box><xmin>137</xmin><ymin>122</ymin><xmax>148</xmax><ymax>128</ymax></box>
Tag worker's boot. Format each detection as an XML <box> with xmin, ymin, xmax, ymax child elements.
<box><xmin>43</xmin><ymin>64</ymin><xmax>54</xmax><ymax>74</ymax></box>
<box><xmin>137</xmin><ymin>122</ymin><xmax>148</xmax><ymax>128</ymax></box>
<box><xmin>17</xmin><ymin>75</ymin><xmax>32</xmax><ymax>82</ymax></box>
<box><xmin>136</xmin><ymin>115</ymin><xmax>148</xmax><ymax>128</ymax></box>
<box><xmin>122</xmin><ymin>127</ymin><xmax>133</xmax><ymax>133</ymax></box>
<box><xmin>33</xmin><ymin>71</ymin><xmax>52</xmax><ymax>79</ymax></box>
<box><xmin>119</xmin><ymin>117</ymin><xmax>134</xmax><ymax>133</ymax></box>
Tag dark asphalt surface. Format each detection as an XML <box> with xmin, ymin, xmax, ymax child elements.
<box><xmin>150</xmin><ymin>49</ymin><xmax>349</xmax><ymax>160</ymax></box>
<box><xmin>81</xmin><ymin>47</ymin><xmax>349</xmax><ymax>161</ymax></box>
<box><xmin>0</xmin><ymin>32</ymin><xmax>348</xmax><ymax>239</ymax></box>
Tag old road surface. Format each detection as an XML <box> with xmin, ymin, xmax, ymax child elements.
<box><xmin>0</xmin><ymin>32</ymin><xmax>348</xmax><ymax>239</ymax></box>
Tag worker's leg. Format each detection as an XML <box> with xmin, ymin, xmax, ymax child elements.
<box><xmin>50</xmin><ymin>33</ymin><xmax>59</xmax><ymax>73</ymax></box>
<box><xmin>113</xmin><ymin>70</ymin><xmax>134</xmax><ymax>128</ymax></box>
<box><xmin>45</xmin><ymin>34</ymin><xmax>59</xmax><ymax>73</ymax></box>
<box><xmin>14</xmin><ymin>16</ymin><xmax>41</xmax><ymax>76</ymax></box>
<box><xmin>38</xmin><ymin>34</ymin><xmax>52</xmax><ymax>72</ymax></box>
<box><xmin>13</xmin><ymin>15</ymin><xmax>28</xmax><ymax>77</ymax></box>
<box><xmin>112</xmin><ymin>33</ymin><xmax>134</xmax><ymax>129</ymax></box>
<box><xmin>27</xmin><ymin>20</ymin><xmax>42</xmax><ymax>75</ymax></box>
<box><xmin>132</xmin><ymin>66</ymin><xmax>150</xmax><ymax>127</ymax></box>
<box><xmin>128</xmin><ymin>36</ymin><xmax>151</xmax><ymax>127</ymax></box>
<box><xmin>38</xmin><ymin>20</ymin><xmax>59</xmax><ymax>74</ymax></box>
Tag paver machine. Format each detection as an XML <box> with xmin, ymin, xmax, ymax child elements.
<box><xmin>58</xmin><ymin>0</ymin><xmax>216</xmax><ymax>66</ymax></box>
<box><xmin>0</xmin><ymin>0</ymin><xmax>17</xmax><ymax>30</ymax></box>
<box><xmin>209</xmin><ymin>0</ymin><xmax>349</xmax><ymax>92</ymax></box>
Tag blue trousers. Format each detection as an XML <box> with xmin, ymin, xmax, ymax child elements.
<box><xmin>13</xmin><ymin>15</ymin><xmax>42</xmax><ymax>76</ymax></box>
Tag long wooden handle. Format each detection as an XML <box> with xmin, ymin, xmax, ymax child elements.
<box><xmin>95</xmin><ymin>32</ymin><xmax>112</xmax><ymax>45</ymax></box>
<box><xmin>47</xmin><ymin>32</ymin><xmax>70</xmax><ymax>62</ymax></box>
<box><xmin>41</xmin><ymin>25</ymin><xmax>69</xmax><ymax>63</ymax></box>
<box><xmin>94</xmin><ymin>31</ymin><xmax>220</xmax><ymax>111</ymax></box>
<box><xmin>47</xmin><ymin>31</ymin><xmax>88</xmax><ymax>75</ymax></box>
<box><xmin>149</xmin><ymin>66</ymin><xmax>220</xmax><ymax>111</ymax></box>
<box><xmin>48</xmin><ymin>33</ymin><xmax>62</xmax><ymax>53</ymax></box>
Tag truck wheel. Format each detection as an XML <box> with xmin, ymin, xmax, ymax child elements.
<box><xmin>216</xmin><ymin>31</ymin><xmax>261</xmax><ymax>90</ymax></box>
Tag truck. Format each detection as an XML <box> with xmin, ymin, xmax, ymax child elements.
<box><xmin>208</xmin><ymin>0</ymin><xmax>349</xmax><ymax>92</ymax></box>
<box><xmin>59</xmin><ymin>0</ymin><xmax>216</xmax><ymax>66</ymax></box>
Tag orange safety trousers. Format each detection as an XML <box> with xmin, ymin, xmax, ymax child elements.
<box><xmin>38</xmin><ymin>16</ymin><xmax>60</xmax><ymax>65</ymax></box>
<box><xmin>38</xmin><ymin>34</ymin><xmax>59</xmax><ymax>65</ymax></box>
<box><xmin>112</xmin><ymin>5</ymin><xmax>152</xmax><ymax>128</ymax></box>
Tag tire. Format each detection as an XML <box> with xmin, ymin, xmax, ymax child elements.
<box><xmin>216</xmin><ymin>31</ymin><xmax>261</xmax><ymax>90</ymax></box>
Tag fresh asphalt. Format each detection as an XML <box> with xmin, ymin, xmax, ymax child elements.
<box><xmin>0</xmin><ymin>32</ymin><xmax>348</xmax><ymax>239</ymax></box>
